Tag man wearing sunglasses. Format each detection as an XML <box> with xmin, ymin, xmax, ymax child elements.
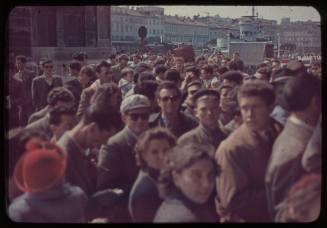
<box><xmin>149</xmin><ymin>81</ymin><xmax>198</xmax><ymax>138</ymax></box>
<box><xmin>31</xmin><ymin>59</ymin><xmax>63</xmax><ymax>112</ymax></box>
<box><xmin>97</xmin><ymin>94</ymin><xmax>151</xmax><ymax>222</ymax></box>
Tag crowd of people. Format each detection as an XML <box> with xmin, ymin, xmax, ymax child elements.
<box><xmin>5</xmin><ymin>44</ymin><xmax>322</xmax><ymax>223</ymax></box>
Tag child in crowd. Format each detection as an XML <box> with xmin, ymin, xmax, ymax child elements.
<box><xmin>118</xmin><ymin>67</ymin><xmax>134</xmax><ymax>98</ymax></box>
<box><xmin>8</xmin><ymin>139</ymin><xmax>88</xmax><ymax>223</ymax></box>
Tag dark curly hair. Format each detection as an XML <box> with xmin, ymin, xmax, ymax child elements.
<box><xmin>134</xmin><ymin>127</ymin><xmax>176</xmax><ymax>169</ymax></box>
<box><xmin>157</xmin><ymin>143</ymin><xmax>220</xmax><ymax>199</ymax></box>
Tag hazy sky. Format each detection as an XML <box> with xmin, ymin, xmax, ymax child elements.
<box><xmin>156</xmin><ymin>6</ymin><xmax>321</xmax><ymax>23</ymax></box>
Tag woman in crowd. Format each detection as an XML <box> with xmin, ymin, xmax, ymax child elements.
<box><xmin>153</xmin><ymin>143</ymin><xmax>219</xmax><ymax>222</ymax></box>
<box><xmin>128</xmin><ymin>127</ymin><xmax>176</xmax><ymax>222</ymax></box>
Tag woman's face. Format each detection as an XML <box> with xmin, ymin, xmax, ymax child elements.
<box><xmin>142</xmin><ymin>138</ymin><xmax>172</xmax><ymax>170</ymax></box>
<box><xmin>173</xmin><ymin>158</ymin><xmax>216</xmax><ymax>204</ymax></box>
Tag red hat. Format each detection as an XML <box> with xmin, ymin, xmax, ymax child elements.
<box><xmin>14</xmin><ymin>139</ymin><xmax>67</xmax><ymax>194</ymax></box>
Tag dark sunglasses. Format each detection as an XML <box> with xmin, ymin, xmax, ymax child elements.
<box><xmin>129</xmin><ymin>112</ymin><xmax>149</xmax><ymax>121</ymax></box>
<box><xmin>160</xmin><ymin>95</ymin><xmax>179</xmax><ymax>102</ymax></box>
<box><xmin>44</xmin><ymin>65</ymin><xmax>53</xmax><ymax>69</ymax></box>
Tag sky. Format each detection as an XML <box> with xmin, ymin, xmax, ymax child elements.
<box><xmin>156</xmin><ymin>6</ymin><xmax>321</xmax><ymax>23</ymax></box>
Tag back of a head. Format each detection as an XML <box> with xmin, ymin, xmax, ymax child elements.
<box><xmin>138</xmin><ymin>71</ymin><xmax>155</xmax><ymax>83</ymax></box>
<box><xmin>49</xmin><ymin>105</ymin><xmax>76</xmax><ymax>126</ymax></box>
<box><xmin>47</xmin><ymin>87</ymin><xmax>75</xmax><ymax>107</ymax></box>
<box><xmin>69</xmin><ymin>62</ymin><xmax>82</xmax><ymax>72</ymax></box>
<box><xmin>185</xmin><ymin>65</ymin><xmax>200</xmax><ymax>77</ymax></box>
<box><xmin>134</xmin><ymin>80</ymin><xmax>159</xmax><ymax>101</ymax></box>
<box><xmin>81</xmin><ymin>103</ymin><xmax>123</xmax><ymax>132</ymax></box>
<box><xmin>164</xmin><ymin>69</ymin><xmax>181</xmax><ymax>83</ymax></box>
<box><xmin>283</xmin><ymin>72</ymin><xmax>321</xmax><ymax>112</ymax></box>
<box><xmin>222</xmin><ymin>70</ymin><xmax>243</xmax><ymax>84</ymax></box>
<box><xmin>237</xmin><ymin>79</ymin><xmax>275</xmax><ymax>106</ymax></box>
<box><xmin>155</xmin><ymin>64</ymin><xmax>168</xmax><ymax>75</ymax></box>
<box><xmin>91</xmin><ymin>82</ymin><xmax>120</xmax><ymax>106</ymax></box>
<box><xmin>96</xmin><ymin>60</ymin><xmax>111</xmax><ymax>73</ymax></box>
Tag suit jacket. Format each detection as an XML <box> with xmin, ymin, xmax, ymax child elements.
<box><xmin>149</xmin><ymin>111</ymin><xmax>198</xmax><ymax>138</ymax></box>
<box><xmin>57</xmin><ymin>132</ymin><xmax>97</xmax><ymax>195</ymax></box>
<box><xmin>128</xmin><ymin>169</ymin><xmax>162</xmax><ymax>222</ymax></box>
<box><xmin>97</xmin><ymin>127</ymin><xmax>139</xmax><ymax>194</ymax></box>
<box><xmin>13</xmin><ymin>69</ymin><xmax>35</xmax><ymax>106</ymax></box>
<box><xmin>265</xmin><ymin>117</ymin><xmax>314</xmax><ymax>221</ymax></box>
<box><xmin>178</xmin><ymin>124</ymin><xmax>226</xmax><ymax>155</ymax></box>
<box><xmin>24</xmin><ymin>114</ymin><xmax>52</xmax><ymax>139</ymax></box>
<box><xmin>215</xmin><ymin>119</ymin><xmax>283</xmax><ymax>222</ymax></box>
<box><xmin>27</xmin><ymin>106</ymin><xmax>49</xmax><ymax>124</ymax></box>
<box><xmin>76</xmin><ymin>86</ymin><xmax>95</xmax><ymax>121</ymax></box>
<box><xmin>31</xmin><ymin>75</ymin><xmax>63</xmax><ymax>111</ymax></box>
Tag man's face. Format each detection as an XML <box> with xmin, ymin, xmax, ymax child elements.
<box><xmin>221</xmin><ymin>59</ymin><xmax>228</xmax><ymax>67</ymax></box>
<box><xmin>195</xmin><ymin>99</ymin><xmax>220</xmax><ymax>128</ymax></box>
<box><xmin>175</xmin><ymin>60</ymin><xmax>184</xmax><ymax>71</ymax></box>
<box><xmin>97</xmin><ymin>66</ymin><xmax>112</xmax><ymax>84</ymax></box>
<box><xmin>197</xmin><ymin>60</ymin><xmax>206</xmax><ymax>69</ymax></box>
<box><xmin>123</xmin><ymin>107</ymin><xmax>150</xmax><ymax>135</ymax></box>
<box><xmin>157</xmin><ymin>88</ymin><xmax>181</xmax><ymax>117</ymax></box>
<box><xmin>239</xmin><ymin>96</ymin><xmax>274</xmax><ymax>131</ymax></box>
<box><xmin>16</xmin><ymin>59</ymin><xmax>25</xmax><ymax>71</ymax></box>
<box><xmin>133</xmin><ymin>56</ymin><xmax>140</xmax><ymax>64</ymax></box>
<box><xmin>120</xmin><ymin>59</ymin><xmax>128</xmax><ymax>68</ymax></box>
<box><xmin>201</xmin><ymin>69</ymin><xmax>212</xmax><ymax>80</ymax></box>
<box><xmin>220</xmin><ymin>87</ymin><xmax>233</xmax><ymax>111</ymax></box>
<box><xmin>186</xmin><ymin>84</ymin><xmax>201</xmax><ymax>106</ymax></box>
<box><xmin>185</xmin><ymin>71</ymin><xmax>198</xmax><ymax>82</ymax></box>
<box><xmin>51</xmin><ymin>114</ymin><xmax>76</xmax><ymax>141</ymax></box>
<box><xmin>233</xmin><ymin>53</ymin><xmax>239</xmax><ymax>60</ymax></box>
<box><xmin>43</xmin><ymin>62</ymin><xmax>54</xmax><ymax>76</ymax></box>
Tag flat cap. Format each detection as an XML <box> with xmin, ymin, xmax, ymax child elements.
<box><xmin>120</xmin><ymin>94</ymin><xmax>150</xmax><ymax>113</ymax></box>
<box><xmin>192</xmin><ymin>88</ymin><xmax>220</xmax><ymax>104</ymax></box>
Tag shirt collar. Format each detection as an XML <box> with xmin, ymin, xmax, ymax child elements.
<box><xmin>289</xmin><ymin>115</ymin><xmax>315</xmax><ymax>132</ymax></box>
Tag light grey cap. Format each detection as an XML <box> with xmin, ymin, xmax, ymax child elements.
<box><xmin>120</xmin><ymin>94</ymin><xmax>150</xmax><ymax>113</ymax></box>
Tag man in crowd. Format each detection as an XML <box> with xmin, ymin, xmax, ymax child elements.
<box><xmin>112</xmin><ymin>54</ymin><xmax>129</xmax><ymax>84</ymax></box>
<box><xmin>231</xmin><ymin>51</ymin><xmax>244</xmax><ymax>72</ymax></box>
<box><xmin>178</xmin><ymin>89</ymin><xmax>226</xmax><ymax>154</ymax></box>
<box><xmin>31</xmin><ymin>59</ymin><xmax>63</xmax><ymax>112</ymax></box>
<box><xmin>14</xmin><ymin>55</ymin><xmax>36</xmax><ymax>126</ymax></box>
<box><xmin>97</xmin><ymin>94</ymin><xmax>151</xmax><ymax>222</ymax></box>
<box><xmin>28</xmin><ymin>86</ymin><xmax>75</xmax><ymax>124</ymax></box>
<box><xmin>25</xmin><ymin>87</ymin><xmax>75</xmax><ymax>139</ymax></box>
<box><xmin>49</xmin><ymin>105</ymin><xmax>76</xmax><ymax>142</ymax></box>
<box><xmin>76</xmin><ymin>60</ymin><xmax>112</xmax><ymax>120</ymax></box>
<box><xmin>215</xmin><ymin>80</ymin><xmax>283</xmax><ymax>222</ymax></box>
<box><xmin>72</xmin><ymin>52</ymin><xmax>88</xmax><ymax>67</ymax></box>
<box><xmin>149</xmin><ymin>81</ymin><xmax>198</xmax><ymax>137</ymax></box>
<box><xmin>265</xmin><ymin>73</ymin><xmax>321</xmax><ymax>222</ymax></box>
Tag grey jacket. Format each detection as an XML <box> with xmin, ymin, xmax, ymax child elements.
<box><xmin>97</xmin><ymin>127</ymin><xmax>139</xmax><ymax>194</ymax></box>
<box><xmin>24</xmin><ymin>114</ymin><xmax>52</xmax><ymax>139</ymax></box>
<box><xmin>28</xmin><ymin>106</ymin><xmax>49</xmax><ymax>124</ymax></box>
<box><xmin>265</xmin><ymin>117</ymin><xmax>314</xmax><ymax>221</ymax></box>
<box><xmin>8</xmin><ymin>183</ymin><xmax>87</xmax><ymax>223</ymax></box>
<box><xmin>57</xmin><ymin>132</ymin><xmax>97</xmax><ymax>195</ymax></box>
<box><xmin>178</xmin><ymin>123</ymin><xmax>226</xmax><ymax>154</ymax></box>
